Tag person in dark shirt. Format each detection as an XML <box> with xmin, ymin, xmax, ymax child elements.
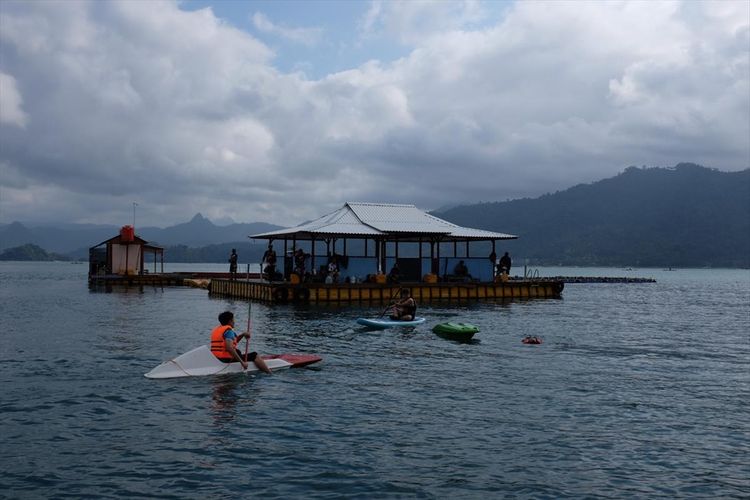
<box><xmin>228</xmin><ymin>249</ymin><xmax>238</xmax><ymax>280</ymax></box>
<box><xmin>454</xmin><ymin>260</ymin><xmax>469</xmax><ymax>277</ymax></box>
<box><xmin>294</xmin><ymin>248</ymin><xmax>307</xmax><ymax>275</ymax></box>
<box><xmin>388</xmin><ymin>263</ymin><xmax>401</xmax><ymax>283</ymax></box>
<box><xmin>262</xmin><ymin>243</ymin><xmax>277</xmax><ymax>281</ymax></box>
<box><xmin>498</xmin><ymin>252</ymin><xmax>512</xmax><ymax>275</ymax></box>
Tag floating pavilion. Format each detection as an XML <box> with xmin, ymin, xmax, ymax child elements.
<box><xmin>209</xmin><ymin>202</ymin><xmax>564</xmax><ymax>303</ymax></box>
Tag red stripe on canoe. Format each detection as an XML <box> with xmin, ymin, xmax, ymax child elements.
<box><xmin>261</xmin><ymin>353</ymin><xmax>322</xmax><ymax>367</ymax></box>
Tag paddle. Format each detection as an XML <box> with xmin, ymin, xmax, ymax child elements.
<box><xmin>244</xmin><ymin>300</ymin><xmax>252</xmax><ymax>370</ymax></box>
<box><xmin>379</xmin><ymin>287</ymin><xmax>402</xmax><ymax>317</ymax></box>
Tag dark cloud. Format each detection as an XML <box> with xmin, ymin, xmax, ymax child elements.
<box><xmin>0</xmin><ymin>0</ymin><xmax>747</xmax><ymax>227</ymax></box>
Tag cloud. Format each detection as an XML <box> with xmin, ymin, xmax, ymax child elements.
<box><xmin>252</xmin><ymin>12</ymin><xmax>323</xmax><ymax>46</ymax></box>
<box><xmin>0</xmin><ymin>72</ymin><xmax>29</xmax><ymax>128</ymax></box>
<box><xmin>0</xmin><ymin>0</ymin><xmax>747</xmax><ymax>228</ymax></box>
<box><xmin>360</xmin><ymin>0</ymin><xmax>486</xmax><ymax>44</ymax></box>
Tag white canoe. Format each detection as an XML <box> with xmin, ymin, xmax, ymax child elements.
<box><xmin>356</xmin><ymin>317</ymin><xmax>426</xmax><ymax>329</ymax></box>
<box><xmin>144</xmin><ymin>345</ymin><xmax>322</xmax><ymax>379</ymax></box>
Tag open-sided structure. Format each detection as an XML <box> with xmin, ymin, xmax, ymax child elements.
<box><xmin>250</xmin><ymin>202</ymin><xmax>517</xmax><ymax>283</ymax></box>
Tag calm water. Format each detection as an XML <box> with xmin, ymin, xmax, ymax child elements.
<box><xmin>1</xmin><ymin>262</ymin><xmax>748</xmax><ymax>499</ymax></box>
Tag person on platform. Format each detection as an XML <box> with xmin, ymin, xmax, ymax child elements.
<box><xmin>327</xmin><ymin>255</ymin><xmax>339</xmax><ymax>282</ymax></box>
<box><xmin>262</xmin><ymin>242</ymin><xmax>277</xmax><ymax>281</ymax></box>
<box><xmin>294</xmin><ymin>248</ymin><xmax>307</xmax><ymax>275</ymax></box>
<box><xmin>454</xmin><ymin>260</ymin><xmax>470</xmax><ymax>277</ymax></box>
<box><xmin>387</xmin><ymin>263</ymin><xmax>401</xmax><ymax>283</ymax></box>
<box><xmin>228</xmin><ymin>249</ymin><xmax>238</xmax><ymax>280</ymax></box>
<box><xmin>210</xmin><ymin>311</ymin><xmax>272</xmax><ymax>374</ymax></box>
<box><xmin>498</xmin><ymin>252</ymin><xmax>512</xmax><ymax>275</ymax></box>
<box><xmin>390</xmin><ymin>289</ymin><xmax>417</xmax><ymax>321</ymax></box>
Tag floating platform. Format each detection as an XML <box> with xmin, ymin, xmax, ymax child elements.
<box><xmin>209</xmin><ymin>278</ymin><xmax>565</xmax><ymax>304</ymax></box>
<box><xmin>88</xmin><ymin>274</ymin><xmax>188</xmax><ymax>288</ymax></box>
<box><xmin>552</xmin><ymin>276</ymin><xmax>656</xmax><ymax>283</ymax></box>
<box><xmin>89</xmin><ymin>272</ymin><xmax>652</xmax><ymax>302</ymax></box>
<box><xmin>88</xmin><ymin>272</ymin><xmax>257</xmax><ymax>289</ymax></box>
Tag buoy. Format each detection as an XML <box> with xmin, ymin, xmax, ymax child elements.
<box><xmin>522</xmin><ymin>336</ymin><xmax>542</xmax><ymax>345</ymax></box>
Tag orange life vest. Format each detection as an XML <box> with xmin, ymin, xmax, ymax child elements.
<box><xmin>210</xmin><ymin>324</ymin><xmax>236</xmax><ymax>360</ymax></box>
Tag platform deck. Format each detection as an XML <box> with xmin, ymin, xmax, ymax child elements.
<box><xmin>209</xmin><ymin>278</ymin><xmax>565</xmax><ymax>304</ymax></box>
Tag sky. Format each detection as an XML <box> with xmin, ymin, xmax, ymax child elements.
<box><xmin>1</xmin><ymin>0</ymin><xmax>748</xmax><ymax>228</ymax></box>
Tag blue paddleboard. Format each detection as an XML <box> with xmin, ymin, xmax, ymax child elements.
<box><xmin>356</xmin><ymin>317</ymin><xmax>426</xmax><ymax>329</ymax></box>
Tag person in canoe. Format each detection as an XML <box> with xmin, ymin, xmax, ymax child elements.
<box><xmin>210</xmin><ymin>311</ymin><xmax>272</xmax><ymax>374</ymax></box>
<box><xmin>389</xmin><ymin>289</ymin><xmax>417</xmax><ymax>321</ymax></box>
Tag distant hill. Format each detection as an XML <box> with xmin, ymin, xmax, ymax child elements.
<box><xmin>0</xmin><ymin>214</ymin><xmax>284</xmax><ymax>258</ymax></box>
<box><xmin>0</xmin><ymin>244</ymin><xmax>71</xmax><ymax>261</ymax></box>
<box><xmin>135</xmin><ymin>213</ymin><xmax>282</xmax><ymax>248</ymax></box>
<box><xmin>433</xmin><ymin>163</ymin><xmax>750</xmax><ymax>268</ymax></box>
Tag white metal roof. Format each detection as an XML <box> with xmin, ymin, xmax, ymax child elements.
<box><xmin>250</xmin><ymin>202</ymin><xmax>517</xmax><ymax>240</ymax></box>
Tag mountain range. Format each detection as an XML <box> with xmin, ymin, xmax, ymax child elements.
<box><xmin>433</xmin><ymin>163</ymin><xmax>749</xmax><ymax>268</ymax></box>
<box><xmin>0</xmin><ymin>214</ymin><xmax>283</xmax><ymax>260</ymax></box>
<box><xmin>2</xmin><ymin>163</ymin><xmax>748</xmax><ymax>267</ymax></box>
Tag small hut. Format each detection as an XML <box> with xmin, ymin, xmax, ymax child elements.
<box><xmin>89</xmin><ymin>225</ymin><xmax>164</xmax><ymax>277</ymax></box>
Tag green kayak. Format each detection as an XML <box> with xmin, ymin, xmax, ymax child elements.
<box><xmin>432</xmin><ymin>322</ymin><xmax>479</xmax><ymax>341</ymax></box>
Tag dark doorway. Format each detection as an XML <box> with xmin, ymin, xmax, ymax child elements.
<box><xmin>397</xmin><ymin>258</ymin><xmax>421</xmax><ymax>282</ymax></box>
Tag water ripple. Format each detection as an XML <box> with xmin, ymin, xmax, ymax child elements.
<box><xmin>0</xmin><ymin>263</ymin><xmax>748</xmax><ymax>498</ymax></box>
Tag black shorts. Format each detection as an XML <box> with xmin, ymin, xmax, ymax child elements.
<box><xmin>218</xmin><ymin>351</ymin><xmax>258</xmax><ymax>364</ymax></box>
<box><xmin>390</xmin><ymin>315</ymin><xmax>413</xmax><ymax>321</ymax></box>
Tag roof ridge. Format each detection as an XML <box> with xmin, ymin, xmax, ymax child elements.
<box><xmin>346</xmin><ymin>201</ymin><xmax>415</xmax><ymax>208</ymax></box>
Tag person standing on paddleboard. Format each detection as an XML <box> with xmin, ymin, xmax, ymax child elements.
<box><xmin>390</xmin><ymin>289</ymin><xmax>417</xmax><ymax>321</ymax></box>
<box><xmin>210</xmin><ymin>311</ymin><xmax>272</xmax><ymax>374</ymax></box>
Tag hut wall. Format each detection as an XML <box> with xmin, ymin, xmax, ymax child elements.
<box><xmin>111</xmin><ymin>244</ymin><xmax>141</xmax><ymax>275</ymax></box>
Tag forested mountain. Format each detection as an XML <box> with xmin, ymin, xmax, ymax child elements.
<box><xmin>433</xmin><ymin>163</ymin><xmax>750</xmax><ymax>268</ymax></box>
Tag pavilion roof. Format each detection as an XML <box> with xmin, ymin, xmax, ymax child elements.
<box><xmin>250</xmin><ymin>202</ymin><xmax>517</xmax><ymax>241</ymax></box>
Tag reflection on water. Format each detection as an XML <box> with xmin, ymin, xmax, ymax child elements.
<box><xmin>209</xmin><ymin>376</ymin><xmax>257</xmax><ymax>428</ymax></box>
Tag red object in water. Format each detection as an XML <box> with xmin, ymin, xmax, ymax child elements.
<box><xmin>120</xmin><ymin>225</ymin><xmax>135</xmax><ymax>242</ymax></box>
<box><xmin>522</xmin><ymin>336</ymin><xmax>542</xmax><ymax>345</ymax></box>
<box><xmin>262</xmin><ymin>353</ymin><xmax>322</xmax><ymax>368</ymax></box>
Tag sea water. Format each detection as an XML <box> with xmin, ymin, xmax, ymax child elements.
<box><xmin>0</xmin><ymin>262</ymin><xmax>748</xmax><ymax>499</ymax></box>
